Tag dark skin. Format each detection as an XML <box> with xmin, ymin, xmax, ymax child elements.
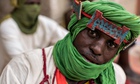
<box><xmin>67</xmin><ymin>28</ymin><xmax>121</xmax><ymax>84</ymax></box>
<box><xmin>73</xmin><ymin>28</ymin><xmax>120</xmax><ymax>64</ymax></box>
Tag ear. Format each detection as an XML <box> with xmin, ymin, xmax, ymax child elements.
<box><xmin>122</xmin><ymin>39</ymin><xmax>136</xmax><ymax>51</ymax></box>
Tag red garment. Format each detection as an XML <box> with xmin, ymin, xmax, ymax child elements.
<box><xmin>40</xmin><ymin>48</ymin><xmax>95</xmax><ymax>84</ymax></box>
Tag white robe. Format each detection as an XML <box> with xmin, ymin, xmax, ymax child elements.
<box><xmin>0</xmin><ymin>46</ymin><xmax>126</xmax><ymax>84</ymax></box>
<box><xmin>0</xmin><ymin>15</ymin><xmax>68</xmax><ymax>74</ymax></box>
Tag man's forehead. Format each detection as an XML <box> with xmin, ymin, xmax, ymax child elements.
<box><xmin>87</xmin><ymin>10</ymin><xmax>130</xmax><ymax>45</ymax></box>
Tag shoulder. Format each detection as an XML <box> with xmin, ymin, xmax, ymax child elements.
<box><xmin>24</xmin><ymin>46</ymin><xmax>54</xmax><ymax>61</ymax></box>
<box><xmin>113</xmin><ymin>63</ymin><xmax>126</xmax><ymax>84</ymax></box>
<box><xmin>0</xmin><ymin>18</ymin><xmax>19</xmax><ymax>34</ymax></box>
<box><xmin>21</xmin><ymin>46</ymin><xmax>54</xmax><ymax>65</ymax></box>
<box><xmin>0</xmin><ymin>17</ymin><xmax>17</xmax><ymax>27</ymax></box>
<box><xmin>37</xmin><ymin>15</ymin><xmax>61</xmax><ymax>31</ymax></box>
<box><xmin>0</xmin><ymin>46</ymin><xmax>55</xmax><ymax>83</ymax></box>
<box><xmin>8</xmin><ymin>48</ymin><xmax>43</xmax><ymax>68</ymax></box>
<box><xmin>38</xmin><ymin>15</ymin><xmax>68</xmax><ymax>34</ymax></box>
<box><xmin>6</xmin><ymin>46</ymin><xmax>54</xmax><ymax>69</ymax></box>
<box><xmin>38</xmin><ymin>15</ymin><xmax>58</xmax><ymax>25</ymax></box>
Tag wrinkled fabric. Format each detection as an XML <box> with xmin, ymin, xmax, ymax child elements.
<box><xmin>0</xmin><ymin>46</ymin><xmax>126</xmax><ymax>84</ymax></box>
<box><xmin>0</xmin><ymin>15</ymin><xmax>68</xmax><ymax>75</ymax></box>
<box><xmin>53</xmin><ymin>1</ymin><xmax>140</xmax><ymax>84</ymax></box>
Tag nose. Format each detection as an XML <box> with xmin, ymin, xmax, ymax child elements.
<box><xmin>90</xmin><ymin>38</ymin><xmax>105</xmax><ymax>56</ymax></box>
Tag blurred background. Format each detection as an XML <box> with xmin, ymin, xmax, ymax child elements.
<box><xmin>0</xmin><ymin>0</ymin><xmax>140</xmax><ymax>83</ymax></box>
<box><xmin>0</xmin><ymin>0</ymin><xmax>139</xmax><ymax>28</ymax></box>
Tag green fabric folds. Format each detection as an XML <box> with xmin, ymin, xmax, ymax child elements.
<box><xmin>53</xmin><ymin>34</ymin><xmax>115</xmax><ymax>83</ymax></box>
<box><xmin>11</xmin><ymin>0</ymin><xmax>41</xmax><ymax>34</ymax></box>
<box><xmin>53</xmin><ymin>1</ymin><xmax>140</xmax><ymax>84</ymax></box>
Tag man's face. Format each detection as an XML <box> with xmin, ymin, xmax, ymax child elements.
<box><xmin>25</xmin><ymin>0</ymin><xmax>41</xmax><ymax>4</ymax></box>
<box><xmin>73</xmin><ymin>28</ymin><xmax>120</xmax><ymax>64</ymax></box>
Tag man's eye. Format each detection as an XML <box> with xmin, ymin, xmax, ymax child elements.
<box><xmin>88</xmin><ymin>29</ymin><xmax>98</xmax><ymax>38</ymax></box>
<box><xmin>107</xmin><ymin>41</ymin><xmax>117</xmax><ymax>49</ymax></box>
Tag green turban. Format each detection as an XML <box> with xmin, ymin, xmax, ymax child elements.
<box><xmin>68</xmin><ymin>1</ymin><xmax>140</xmax><ymax>49</ymax></box>
<box><xmin>53</xmin><ymin>1</ymin><xmax>140</xmax><ymax>84</ymax></box>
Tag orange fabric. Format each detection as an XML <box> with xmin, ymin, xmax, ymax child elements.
<box><xmin>55</xmin><ymin>69</ymin><xmax>93</xmax><ymax>84</ymax></box>
<box><xmin>56</xmin><ymin>69</ymin><xmax>67</xmax><ymax>84</ymax></box>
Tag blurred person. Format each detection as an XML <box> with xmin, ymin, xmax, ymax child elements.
<box><xmin>0</xmin><ymin>0</ymin><xmax>68</xmax><ymax>75</ymax></box>
<box><xmin>129</xmin><ymin>36</ymin><xmax>140</xmax><ymax>75</ymax></box>
<box><xmin>1</xmin><ymin>0</ymin><xmax>140</xmax><ymax>84</ymax></box>
<box><xmin>118</xmin><ymin>36</ymin><xmax>140</xmax><ymax>84</ymax></box>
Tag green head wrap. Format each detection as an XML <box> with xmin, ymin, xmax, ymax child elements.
<box><xmin>53</xmin><ymin>1</ymin><xmax>140</xmax><ymax>84</ymax></box>
<box><xmin>11</xmin><ymin>0</ymin><xmax>41</xmax><ymax>34</ymax></box>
